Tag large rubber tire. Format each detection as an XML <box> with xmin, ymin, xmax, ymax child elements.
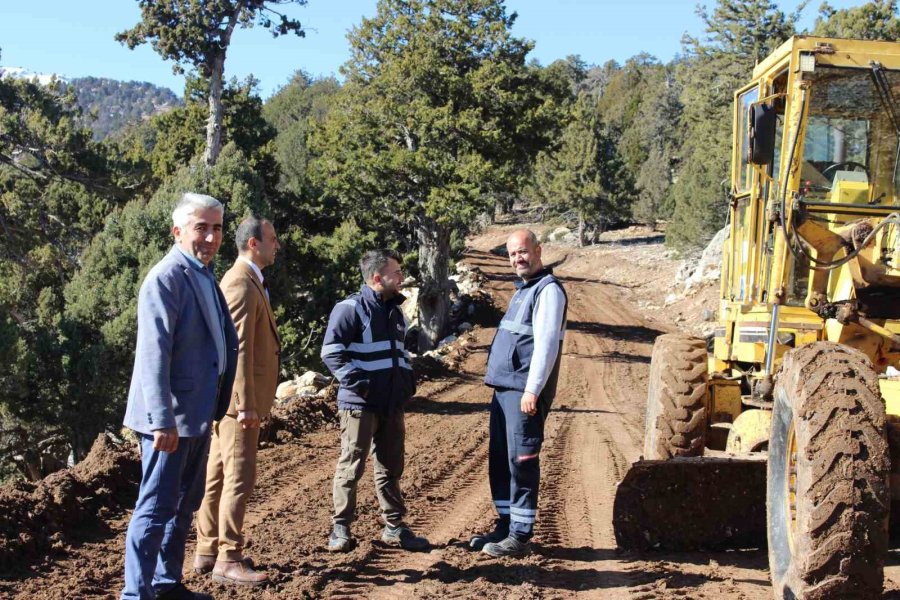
<box><xmin>643</xmin><ymin>334</ymin><xmax>709</xmax><ymax>460</ymax></box>
<box><xmin>768</xmin><ymin>342</ymin><xmax>889</xmax><ymax>600</ymax></box>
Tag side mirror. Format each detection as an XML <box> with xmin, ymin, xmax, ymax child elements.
<box><xmin>749</xmin><ymin>103</ymin><xmax>776</xmax><ymax>166</ymax></box>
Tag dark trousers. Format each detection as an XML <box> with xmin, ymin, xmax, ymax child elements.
<box><xmin>121</xmin><ymin>433</ymin><xmax>210</xmax><ymax>600</ymax></box>
<box><xmin>332</xmin><ymin>408</ymin><xmax>407</xmax><ymax>527</ymax></box>
<box><xmin>488</xmin><ymin>388</ymin><xmax>550</xmax><ymax>541</ymax></box>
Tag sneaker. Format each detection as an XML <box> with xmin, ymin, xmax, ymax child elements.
<box><xmin>482</xmin><ymin>535</ymin><xmax>531</xmax><ymax>558</ymax></box>
<box><xmin>328</xmin><ymin>524</ymin><xmax>353</xmax><ymax>552</ymax></box>
<box><xmin>469</xmin><ymin>520</ymin><xmax>510</xmax><ymax>551</ymax></box>
<box><xmin>381</xmin><ymin>524</ymin><xmax>429</xmax><ymax>551</ymax></box>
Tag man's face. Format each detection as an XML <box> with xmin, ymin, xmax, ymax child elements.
<box><xmin>253</xmin><ymin>221</ymin><xmax>280</xmax><ymax>268</ymax></box>
<box><xmin>507</xmin><ymin>233</ymin><xmax>542</xmax><ymax>278</ymax></box>
<box><xmin>173</xmin><ymin>207</ymin><xmax>223</xmax><ymax>266</ymax></box>
<box><xmin>374</xmin><ymin>258</ymin><xmax>404</xmax><ymax>298</ymax></box>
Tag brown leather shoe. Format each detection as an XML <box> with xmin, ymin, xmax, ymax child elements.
<box><xmin>192</xmin><ymin>554</ymin><xmax>216</xmax><ymax>574</ymax></box>
<box><xmin>194</xmin><ymin>554</ymin><xmax>255</xmax><ymax>574</ymax></box>
<box><xmin>212</xmin><ymin>560</ymin><xmax>269</xmax><ymax>587</ymax></box>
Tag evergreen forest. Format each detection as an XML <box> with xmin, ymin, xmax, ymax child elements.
<box><xmin>1</xmin><ymin>0</ymin><xmax>899</xmax><ymax>480</ymax></box>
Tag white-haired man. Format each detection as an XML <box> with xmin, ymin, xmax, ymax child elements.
<box><xmin>121</xmin><ymin>193</ymin><xmax>238</xmax><ymax>600</ymax></box>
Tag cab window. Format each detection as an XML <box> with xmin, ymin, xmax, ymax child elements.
<box><xmin>736</xmin><ymin>86</ymin><xmax>760</xmax><ymax>192</ymax></box>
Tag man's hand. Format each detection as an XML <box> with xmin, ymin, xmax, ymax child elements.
<box><xmin>520</xmin><ymin>392</ymin><xmax>538</xmax><ymax>416</ymax></box>
<box><xmin>152</xmin><ymin>427</ymin><xmax>179</xmax><ymax>453</ymax></box>
<box><xmin>238</xmin><ymin>409</ymin><xmax>260</xmax><ymax>429</ymax></box>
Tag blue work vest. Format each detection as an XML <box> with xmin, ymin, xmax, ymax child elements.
<box><xmin>320</xmin><ymin>285</ymin><xmax>416</xmax><ymax>415</ymax></box>
<box><xmin>484</xmin><ymin>270</ymin><xmax>567</xmax><ymax>396</ymax></box>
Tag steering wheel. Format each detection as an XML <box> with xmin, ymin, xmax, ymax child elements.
<box><xmin>821</xmin><ymin>160</ymin><xmax>869</xmax><ymax>182</ymax></box>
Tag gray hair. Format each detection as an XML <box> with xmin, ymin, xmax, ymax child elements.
<box><xmin>235</xmin><ymin>215</ymin><xmax>267</xmax><ymax>252</ymax></box>
<box><xmin>360</xmin><ymin>248</ymin><xmax>401</xmax><ymax>283</ymax></box>
<box><xmin>172</xmin><ymin>192</ymin><xmax>224</xmax><ymax>229</ymax></box>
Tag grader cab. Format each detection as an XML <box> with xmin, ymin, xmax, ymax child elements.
<box><xmin>613</xmin><ymin>36</ymin><xmax>900</xmax><ymax>599</ymax></box>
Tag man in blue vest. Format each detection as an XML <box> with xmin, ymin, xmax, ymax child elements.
<box><xmin>320</xmin><ymin>248</ymin><xmax>429</xmax><ymax>552</ymax></box>
<box><xmin>472</xmin><ymin>229</ymin><xmax>567</xmax><ymax>558</ymax></box>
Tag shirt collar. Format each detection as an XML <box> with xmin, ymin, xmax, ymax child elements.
<box><xmin>175</xmin><ymin>245</ymin><xmax>209</xmax><ymax>272</ymax></box>
<box><xmin>361</xmin><ymin>284</ymin><xmax>405</xmax><ymax>306</ymax></box>
<box><xmin>239</xmin><ymin>256</ymin><xmax>264</xmax><ymax>285</ymax></box>
<box><xmin>515</xmin><ymin>266</ymin><xmax>553</xmax><ymax>290</ymax></box>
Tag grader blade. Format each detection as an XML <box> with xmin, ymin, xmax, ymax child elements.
<box><xmin>613</xmin><ymin>456</ymin><xmax>767</xmax><ymax>551</ymax></box>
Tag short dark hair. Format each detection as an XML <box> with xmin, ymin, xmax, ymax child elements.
<box><xmin>360</xmin><ymin>248</ymin><xmax>402</xmax><ymax>283</ymax></box>
<box><xmin>235</xmin><ymin>216</ymin><xmax>266</xmax><ymax>252</ymax></box>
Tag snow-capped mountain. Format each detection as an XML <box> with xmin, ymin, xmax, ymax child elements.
<box><xmin>0</xmin><ymin>66</ymin><xmax>67</xmax><ymax>86</ymax></box>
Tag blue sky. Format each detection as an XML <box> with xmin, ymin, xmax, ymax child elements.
<box><xmin>0</xmin><ymin>0</ymin><xmax>862</xmax><ymax>100</ymax></box>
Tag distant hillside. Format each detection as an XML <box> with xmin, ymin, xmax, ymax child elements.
<box><xmin>69</xmin><ymin>77</ymin><xmax>181</xmax><ymax>140</ymax></box>
<box><xmin>1</xmin><ymin>67</ymin><xmax>182</xmax><ymax>140</ymax></box>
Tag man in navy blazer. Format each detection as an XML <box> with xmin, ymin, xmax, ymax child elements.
<box><xmin>121</xmin><ymin>192</ymin><xmax>238</xmax><ymax>600</ymax></box>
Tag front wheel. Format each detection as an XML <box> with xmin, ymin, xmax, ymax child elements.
<box><xmin>767</xmin><ymin>342</ymin><xmax>889</xmax><ymax>599</ymax></box>
<box><xmin>643</xmin><ymin>334</ymin><xmax>708</xmax><ymax>460</ymax></box>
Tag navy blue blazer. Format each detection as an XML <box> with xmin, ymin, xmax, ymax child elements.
<box><xmin>124</xmin><ymin>247</ymin><xmax>238</xmax><ymax>437</ymax></box>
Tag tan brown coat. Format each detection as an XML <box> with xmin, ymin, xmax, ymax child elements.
<box><xmin>220</xmin><ymin>259</ymin><xmax>280</xmax><ymax>418</ymax></box>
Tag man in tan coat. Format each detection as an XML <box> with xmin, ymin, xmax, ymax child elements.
<box><xmin>194</xmin><ymin>216</ymin><xmax>281</xmax><ymax>586</ymax></box>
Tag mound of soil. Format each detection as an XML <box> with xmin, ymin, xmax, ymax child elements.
<box><xmin>263</xmin><ymin>384</ymin><xmax>339</xmax><ymax>444</ymax></box>
<box><xmin>0</xmin><ymin>434</ymin><xmax>140</xmax><ymax>573</ymax></box>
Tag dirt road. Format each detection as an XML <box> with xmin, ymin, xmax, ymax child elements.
<box><xmin>9</xmin><ymin>226</ymin><xmax>900</xmax><ymax>599</ymax></box>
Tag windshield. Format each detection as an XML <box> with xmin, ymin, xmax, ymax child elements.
<box><xmin>799</xmin><ymin>65</ymin><xmax>900</xmax><ymax>203</ymax></box>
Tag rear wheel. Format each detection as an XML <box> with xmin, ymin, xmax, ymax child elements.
<box><xmin>643</xmin><ymin>334</ymin><xmax>709</xmax><ymax>460</ymax></box>
<box><xmin>768</xmin><ymin>342</ymin><xmax>889</xmax><ymax>599</ymax></box>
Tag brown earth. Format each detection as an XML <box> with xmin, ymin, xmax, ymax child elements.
<box><xmin>5</xmin><ymin>224</ymin><xmax>900</xmax><ymax>599</ymax></box>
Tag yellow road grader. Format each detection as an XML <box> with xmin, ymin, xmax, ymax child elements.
<box><xmin>613</xmin><ymin>36</ymin><xmax>900</xmax><ymax>599</ymax></box>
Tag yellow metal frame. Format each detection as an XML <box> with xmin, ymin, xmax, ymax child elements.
<box><xmin>713</xmin><ymin>36</ymin><xmax>900</xmax><ymax>428</ymax></box>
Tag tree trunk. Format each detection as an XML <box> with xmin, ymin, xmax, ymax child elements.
<box><xmin>577</xmin><ymin>214</ymin><xmax>587</xmax><ymax>247</ymax></box>
<box><xmin>494</xmin><ymin>194</ymin><xmax>514</xmax><ymax>220</ymax></box>
<box><xmin>416</xmin><ymin>217</ymin><xmax>451</xmax><ymax>352</ymax></box>
<box><xmin>203</xmin><ymin>52</ymin><xmax>226</xmax><ymax>169</ymax></box>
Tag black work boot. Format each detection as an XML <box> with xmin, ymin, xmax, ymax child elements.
<box><xmin>469</xmin><ymin>519</ymin><xmax>510</xmax><ymax>550</ymax></box>
<box><xmin>482</xmin><ymin>534</ymin><xmax>531</xmax><ymax>558</ymax></box>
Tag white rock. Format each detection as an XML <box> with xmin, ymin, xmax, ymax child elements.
<box><xmin>456</xmin><ymin>274</ymin><xmax>482</xmax><ymax>295</ymax></box>
<box><xmin>402</xmin><ymin>286</ymin><xmax>419</xmax><ymax>325</ymax></box>
<box><xmin>664</xmin><ymin>293</ymin><xmax>679</xmax><ymax>306</ymax></box>
<box><xmin>457</xmin><ymin>322</ymin><xmax>473</xmax><ymax>333</ymax></box>
<box><xmin>548</xmin><ymin>226</ymin><xmax>571</xmax><ymax>241</ymax></box>
<box><xmin>297</xmin><ymin>370</ymin><xmax>329</xmax><ymax>389</ymax></box>
<box><xmin>682</xmin><ymin>226</ymin><xmax>727</xmax><ymax>292</ymax></box>
<box><xmin>275</xmin><ymin>380</ymin><xmax>299</xmax><ymax>400</ymax></box>
<box><xmin>438</xmin><ymin>335</ymin><xmax>458</xmax><ymax>348</ymax></box>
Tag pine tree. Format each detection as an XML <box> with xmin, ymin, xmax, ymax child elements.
<box><xmin>667</xmin><ymin>0</ymin><xmax>801</xmax><ymax>250</ymax></box>
<box><xmin>313</xmin><ymin>0</ymin><xmax>560</xmax><ymax>350</ymax></box>
<box><xmin>532</xmin><ymin>93</ymin><xmax>636</xmax><ymax>245</ymax></box>
<box><xmin>0</xmin><ymin>71</ymin><xmax>132</xmax><ymax>477</ymax></box>
<box><xmin>116</xmin><ymin>0</ymin><xmax>306</xmax><ymax>169</ymax></box>
<box><xmin>813</xmin><ymin>0</ymin><xmax>900</xmax><ymax>40</ymax></box>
